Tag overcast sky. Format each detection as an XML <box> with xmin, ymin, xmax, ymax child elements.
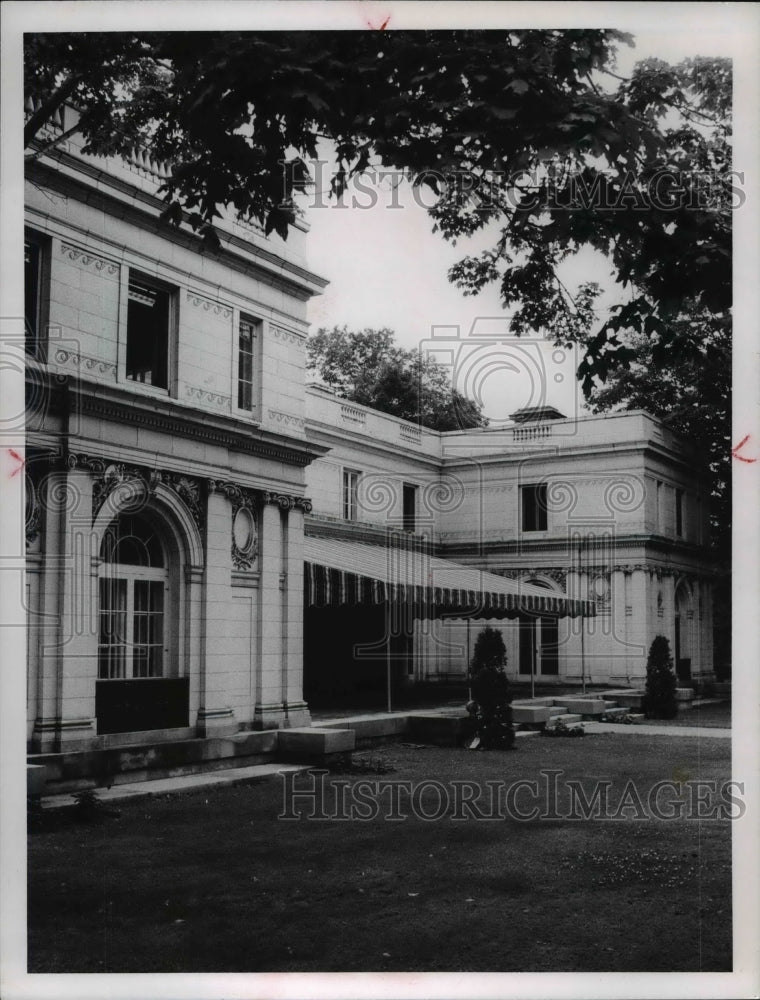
<box><xmin>302</xmin><ymin>23</ymin><xmax>741</xmax><ymax>422</ymax></box>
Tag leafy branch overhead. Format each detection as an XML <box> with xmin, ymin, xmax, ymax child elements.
<box><xmin>25</xmin><ymin>30</ymin><xmax>732</xmax><ymax>385</ymax></box>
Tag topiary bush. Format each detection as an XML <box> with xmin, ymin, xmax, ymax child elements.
<box><xmin>643</xmin><ymin>635</ymin><xmax>678</xmax><ymax>719</ymax></box>
<box><xmin>466</xmin><ymin>627</ymin><xmax>514</xmax><ymax>749</ymax></box>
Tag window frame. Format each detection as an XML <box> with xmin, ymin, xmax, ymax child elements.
<box><xmin>402</xmin><ymin>482</ymin><xmax>418</xmax><ymax>533</ymax></box>
<box><xmin>343</xmin><ymin>467</ymin><xmax>361</xmax><ymax>521</ymax></box>
<box><xmin>123</xmin><ymin>268</ymin><xmax>177</xmax><ymax>394</ymax></box>
<box><xmin>675</xmin><ymin>488</ymin><xmax>684</xmax><ymax>538</ymax></box>
<box><xmin>521</xmin><ymin>483</ymin><xmax>548</xmax><ymax>533</ymax></box>
<box><xmin>235</xmin><ymin>313</ymin><xmax>262</xmax><ymax>416</ymax></box>
<box><xmin>24</xmin><ymin>229</ymin><xmax>49</xmax><ymax>359</ymax></box>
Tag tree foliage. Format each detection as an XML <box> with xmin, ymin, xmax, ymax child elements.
<box><xmin>307</xmin><ymin>326</ymin><xmax>487</xmax><ymax>431</ymax></box>
<box><xmin>25</xmin><ymin>30</ymin><xmax>732</xmax><ymax>450</ymax></box>
<box><xmin>585</xmin><ymin>311</ymin><xmax>730</xmax><ymax>558</ymax></box>
<box><xmin>466</xmin><ymin>628</ymin><xmax>514</xmax><ymax>749</ymax></box>
<box><xmin>643</xmin><ymin>635</ymin><xmax>678</xmax><ymax>719</ymax></box>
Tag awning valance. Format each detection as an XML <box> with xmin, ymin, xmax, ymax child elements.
<box><xmin>304</xmin><ymin>535</ymin><xmax>595</xmax><ymax>619</ymax></box>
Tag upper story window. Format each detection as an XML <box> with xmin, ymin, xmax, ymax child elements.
<box><xmin>521</xmin><ymin>483</ymin><xmax>548</xmax><ymax>532</ymax></box>
<box><xmin>403</xmin><ymin>483</ymin><xmax>418</xmax><ymax>533</ymax></box>
<box><xmin>126</xmin><ymin>274</ymin><xmax>173</xmax><ymax>389</ymax></box>
<box><xmin>675</xmin><ymin>488</ymin><xmax>684</xmax><ymax>537</ymax></box>
<box><xmin>237</xmin><ymin>316</ymin><xmax>260</xmax><ymax>412</ymax></box>
<box><xmin>343</xmin><ymin>468</ymin><xmax>360</xmax><ymax>521</ymax></box>
<box><xmin>24</xmin><ymin>233</ymin><xmax>45</xmax><ymax>357</ymax></box>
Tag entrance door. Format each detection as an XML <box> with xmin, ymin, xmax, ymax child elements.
<box><xmin>539</xmin><ymin>617</ymin><xmax>559</xmax><ymax>675</ymax></box>
<box><xmin>96</xmin><ymin>514</ymin><xmax>188</xmax><ymax>734</ymax></box>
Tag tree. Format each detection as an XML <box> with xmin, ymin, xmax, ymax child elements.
<box><xmin>585</xmin><ymin>311</ymin><xmax>730</xmax><ymax>559</ymax></box>
<box><xmin>466</xmin><ymin>628</ymin><xmax>514</xmax><ymax>749</ymax></box>
<box><xmin>24</xmin><ymin>30</ymin><xmax>732</xmax><ymax>388</ymax></box>
<box><xmin>307</xmin><ymin>326</ymin><xmax>487</xmax><ymax>431</ymax></box>
<box><xmin>643</xmin><ymin>635</ymin><xmax>678</xmax><ymax>719</ymax></box>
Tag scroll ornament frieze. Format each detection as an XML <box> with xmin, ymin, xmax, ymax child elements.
<box><xmin>53</xmin><ymin>349</ymin><xmax>117</xmax><ymax>378</ymax></box>
<box><xmin>59</xmin><ymin>243</ymin><xmax>119</xmax><ymax>275</ymax></box>
<box><xmin>185</xmin><ymin>291</ymin><xmax>233</xmax><ymax>319</ymax></box>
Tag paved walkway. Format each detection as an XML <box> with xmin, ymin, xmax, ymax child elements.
<box><xmin>582</xmin><ymin>722</ymin><xmax>731</xmax><ymax>738</ymax></box>
<box><xmin>37</xmin><ymin>709</ymin><xmax>730</xmax><ymax>811</ymax></box>
<box><xmin>39</xmin><ymin>763</ymin><xmax>309</xmax><ymax>811</ymax></box>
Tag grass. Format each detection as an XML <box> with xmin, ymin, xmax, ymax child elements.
<box><xmin>28</xmin><ymin>732</ymin><xmax>732</xmax><ymax>973</ymax></box>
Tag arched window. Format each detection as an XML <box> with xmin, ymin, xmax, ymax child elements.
<box><xmin>98</xmin><ymin>514</ymin><xmax>168</xmax><ymax>679</ymax></box>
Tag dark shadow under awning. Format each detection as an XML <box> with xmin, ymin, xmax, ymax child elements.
<box><xmin>304</xmin><ymin>535</ymin><xmax>595</xmax><ymax>619</ymax></box>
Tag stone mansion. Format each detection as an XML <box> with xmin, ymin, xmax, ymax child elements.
<box><xmin>23</xmin><ymin>108</ymin><xmax>717</xmax><ymax>764</ymax></box>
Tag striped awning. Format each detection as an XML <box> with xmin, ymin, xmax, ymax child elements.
<box><xmin>304</xmin><ymin>535</ymin><xmax>594</xmax><ymax>619</ymax></box>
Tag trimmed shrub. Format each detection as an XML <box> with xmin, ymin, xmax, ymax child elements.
<box><xmin>467</xmin><ymin>628</ymin><xmax>514</xmax><ymax>749</ymax></box>
<box><xmin>643</xmin><ymin>635</ymin><xmax>678</xmax><ymax>719</ymax></box>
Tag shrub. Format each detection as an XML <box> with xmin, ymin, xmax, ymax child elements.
<box><xmin>643</xmin><ymin>635</ymin><xmax>678</xmax><ymax>719</ymax></box>
<box><xmin>467</xmin><ymin>628</ymin><xmax>514</xmax><ymax>749</ymax></box>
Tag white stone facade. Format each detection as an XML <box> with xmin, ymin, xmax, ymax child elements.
<box><xmin>24</xmin><ymin>124</ymin><xmax>717</xmax><ymax>761</ymax></box>
<box><xmin>304</xmin><ymin>387</ymin><xmax>716</xmax><ymax>690</ymax></box>
<box><xmin>25</xmin><ymin>126</ymin><xmax>326</xmax><ymax>753</ymax></box>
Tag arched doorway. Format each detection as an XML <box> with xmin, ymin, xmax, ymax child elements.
<box><xmin>96</xmin><ymin>512</ymin><xmax>189</xmax><ymax>734</ymax></box>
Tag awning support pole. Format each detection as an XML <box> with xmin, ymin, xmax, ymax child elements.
<box><xmin>386</xmin><ymin>637</ymin><xmax>392</xmax><ymax>715</ymax></box>
<box><xmin>466</xmin><ymin>618</ymin><xmax>472</xmax><ymax>701</ymax></box>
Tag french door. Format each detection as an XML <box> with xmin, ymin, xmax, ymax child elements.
<box><xmin>98</xmin><ymin>567</ymin><xmax>166</xmax><ymax>679</ymax></box>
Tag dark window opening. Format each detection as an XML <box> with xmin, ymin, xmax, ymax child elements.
<box><xmin>521</xmin><ymin>483</ymin><xmax>548</xmax><ymax>532</ymax></box>
<box><xmin>402</xmin><ymin>483</ymin><xmax>417</xmax><ymax>533</ymax></box>
<box><xmin>24</xmin><ymin>238</ymin><xmax>42</xmax><ymax>356</ymax></box>
<box><xmin>126</xmin><ymin>276</ymin><xmax>170</xmax><ymax>388</ymax></box>
<box><xmin>675</xmin><ymin>488</ymin><xmax>684</xmax><ymax>537</ymax></box>
<box><xmin>238</xmin><ymin>317</ymin><xmax>257</xmax><ymax>410</ymax></box>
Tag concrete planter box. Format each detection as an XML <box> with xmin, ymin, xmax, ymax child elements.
<box><xmin>277</xmin><ymin>727</ymin><xmax>355</xmax><ymax>762</ymax></box>
<box><xmin>557</xmin><ymin>698</ymin><xmax>608</xmax><ymax>717</ymax></box>
<box><xmin>512</xmin><ymin>705</ymin><xmax>551</xmax><ymax>726</ymax></box>
<box><xmin>675</xmin><ymin>687</ymin><xmax>695</xmax><ymax>702</ymax></box>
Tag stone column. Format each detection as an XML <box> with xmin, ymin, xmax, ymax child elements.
<box><xmin>627</xmin><ymin>568</ymin><xmax>649</xmax><ymax>682</ymax></box>
<box><xmin>196</xmin><ymin>484</ymin><xmax>237</xmax><ymax>737</ymax></box>
<box><xmin>609</xmin><ymin>569</ymin><xmax>629</xmax><ymax>684</ymax></box>
<box><xmin>253</xmin><ymin>498</ymin><xmax>287</xmax><ymax>729</ymax></box>
<box><xmin>32</xmin><ymin>464</ymin><xmax>98</xmax><ymax>751</ymax></box>
<box><xmin>283</xmin><ymin>504</ymin><xmax>310</xmax><ymax>727</ymax></box>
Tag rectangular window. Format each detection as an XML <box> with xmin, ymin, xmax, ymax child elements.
<box><xmin>403</xmin><ymin>483</ymin><xmax>418</xmax><ymax>533</ymax></box>
<box><xmin>343</xmin><ymin>469</ymin><xmax>360</xmax><ymax>521</ymax></box>
<box><xmin>675</xmin><ymin>488</ymin><xmax>684</xmax><ymax>537</ymax></box>
<box><xmin>24</xmin><ymin>236</ymin><xmax>42</xmax><ymax>356</ymax></box>
<box><xmin>126</xmin><ymin>274</ymin><xmax>171</xmax><ymax>388</ymax></box>
<box><xmin>521</xmin><ymin>483</ymin><xmax>548</xmax><ymax>532</ymax></box>
<box><xmin>237</xmin><ymin>317</ymin><xmax>259</xmax><ymax>411</ymax></box>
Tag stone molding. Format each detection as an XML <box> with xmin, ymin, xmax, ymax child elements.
<box><xmin>268</xmin><ymin>409</ymin><xmax>305</xmax><ymax>430</ymax></box>
<box><xmin>271</xmin><ymin>325</ymin><xmax>304</xmax><ymax>347</ymax></box>
<box><xmin>185</xmin><ymin>384</ymin><xmax>231</xmax><ymax>408</ymax></box>
<box><xmin>52</xmin><ymin>348</ymin><xmax>117</xmax><ymax>378</ymax></box>
<box><xmin>59</xmin><ymin>241</ymin><xmax>120</xmax><ymax>276</ymax></box>
<box><xmin>185</xmin><ymin>290</ymin><xmax>233</xmax><ymax>319</ymax></box>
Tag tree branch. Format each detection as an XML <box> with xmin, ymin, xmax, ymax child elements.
<box><xmin>24</xmin><ymin>74</ymin><xmax>82</xmax><ymax>148</ymax></box>
<box><xmin>24</xmin><ymin>122</ymin><xmax>83</xmax><ymax>162</ymax></box>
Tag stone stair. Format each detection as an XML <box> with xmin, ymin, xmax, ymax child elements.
<box><xmin>513</xmin><ymin>689</ymin><xmax>648</xmax><ymax>730</ymax></box>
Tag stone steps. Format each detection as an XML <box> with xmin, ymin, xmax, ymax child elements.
<box><xmin>546</xmin><ymin>713</ymin><xmax>583</xmax><ymax>728</ymax></box>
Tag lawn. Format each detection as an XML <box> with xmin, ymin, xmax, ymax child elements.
<box><xmin>28</xmin><ymin>732</ymin><xmax>732</xmax><ymax>973</ymax></box>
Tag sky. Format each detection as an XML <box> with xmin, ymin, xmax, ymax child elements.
<box><xmin>301</xmin><ymin>23</ymin><xmax>741</xmax><ymax>422</ymax></box>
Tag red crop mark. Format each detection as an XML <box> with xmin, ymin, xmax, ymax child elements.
<box><xmin>8</xmin><ymin>448</ymin><xmax>25</xmax><ymax>477</ymax></box>
<box><xmin>365</xmin><ymin>13</ymin><xmax>391</xmax><ymax>30</ymax></box>
<box><xmin>732</xmin><ymin>435</ymin><xmax>758</xmax><ymax>463</ymax></box>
